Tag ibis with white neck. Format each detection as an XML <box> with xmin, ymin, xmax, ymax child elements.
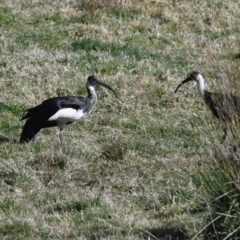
<box><xmin>19</xmin><ymin>76</ymin><xmax>117</xmax><ymax>143</ymax></box>
<box><xmin>175</xmin><ymin>71</ymin><xmax>240</xmax><ymax>142</ymax></box>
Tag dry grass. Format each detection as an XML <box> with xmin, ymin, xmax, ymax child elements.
<box><xmin>1</xmin><ymin>0</ymin><xmax>240</xmax><ymax>239</ymax></box>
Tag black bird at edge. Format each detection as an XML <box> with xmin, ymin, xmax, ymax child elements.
<box><xmin>19</xmin><ymin>76</ymin><xmax>117</xmax><ymax>144</ymax></box>
<box><xmin>175</xmin><ymin>71</ymin><xmax>240</xmax><ymax>142</ymax></box>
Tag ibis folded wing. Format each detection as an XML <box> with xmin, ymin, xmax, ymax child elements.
<box><xmin>19</xmin><ymin>96</ymin><xmax>86</xmax><ymax>143</ymax></box>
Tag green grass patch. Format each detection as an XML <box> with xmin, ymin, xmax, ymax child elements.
<box><xmin>0</xmin><ymin>102</ymin><xmax>26</xmax><ymax>115</ymax></box>
<box><xmin>70</xmin><ymin>38</ymin><xmax>159</xmax><ymax>61</ymax></box>
<box><xmin>0</xmin><ymin>7</ymin><xmax>16</xmax><ymax>26</ymax></box>
<box><xmin>14</xmin><ymin>27</ymin><xmax>67</xmax><ymax>50</ymax></box>
<box><xmin>0</xmin><ymin>221</ymin><xmax>32</xmax><ymax>238</ymax></box>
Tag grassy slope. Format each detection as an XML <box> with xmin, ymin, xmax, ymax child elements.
<box><xmin>0</xmin><ymin>0</ymin><xmax>240</xmax><ymax>239</ymax></box>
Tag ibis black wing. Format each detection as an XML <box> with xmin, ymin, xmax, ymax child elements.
<box><xmin>204</xmin><ymin>91</ymin><xmax>221</xmax><ymax>119</ymax></box>
<box><xmin>218</xmin><ymin>93</ymin><xmax>240</xmax><ymax>121</ymax></box>
<box><xmin>19</xmin><ymin>96</ymin><xmax>86</xmax><ymax>143</ymax></box>
<box><xmin>58</xmin><ymin>97</ymin><xmax>86</xmax><ymax>110</ymax></box>
<box><xmin>205</xmin><ymin>91</ymin><xmax>240</xmax><ymax>122</ymax></box>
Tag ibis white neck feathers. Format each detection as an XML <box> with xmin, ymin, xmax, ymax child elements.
<box><xmin>196</xmin><ymin>74</ymin><xmax>205</xmax><ymax>97</ymax></box>
<box><xmin>87</xmin><ymin>84</ymin><xmax>97</xmax><ymax>101</ymax></box>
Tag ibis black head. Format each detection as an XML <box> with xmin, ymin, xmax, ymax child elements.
<box><xmin>175</xmin><ymin>71</ymin><xmax>200</xmax><ymax>93</ymax></box>
<box><xmin>87</xmin><ymin>75</ymin><xmax>118</xmax><ymax>98</ymax></box>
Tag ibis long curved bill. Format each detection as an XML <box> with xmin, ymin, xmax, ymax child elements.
<box><xmin>96</xmin><ymin>79</ymin><xmax>118</xmax><ymax>98</ymax></box>
<box><xmin>174</xmin><ymin>73</ymin><xmax>197</xmax><ymax>93</ymax></box>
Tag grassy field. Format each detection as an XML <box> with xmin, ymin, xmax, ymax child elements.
<box><xmin>1</xmin><ymin>0</ymin><xmax>240</xmax><ymax>239</ymax></box>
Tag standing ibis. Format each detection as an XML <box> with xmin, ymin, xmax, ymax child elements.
<box><xmin>175</xmin><ymin>71</ymin><xmax>240</xmax><ymax>142</ymax></box>
<box><xmin>19</xmin><ymin>76</ymin><xmax>117</xmax><ymax>143</ymax></box>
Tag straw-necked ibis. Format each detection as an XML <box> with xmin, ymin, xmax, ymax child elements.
<box><xmin>19</xmin><ymin>76</ymin><xmax>117</xmax><ymax>143</ymax></box>
<box><xmin>175</xmin><ymin>71</ymin><xmax>240</xmax><ymax>142</ymax></box>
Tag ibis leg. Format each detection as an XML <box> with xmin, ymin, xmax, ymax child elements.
<box><xmin>57</xmin><ymin>123</ymin><xmax>65</xmax><ymax>144</ymax></box>
<box><xmin>221</xmin><ymin>125</ymin><xmax>227</xmax><ymax>143</ymax></box>
<box><xmin>59</xmin><ymin>129</ymin><xmax>63</xmax><ymax>144</ymax></box>
<box><xmin>32</xmin><ymin>134</ymin><xmax>37</xmax><ymax>142</ymax></box>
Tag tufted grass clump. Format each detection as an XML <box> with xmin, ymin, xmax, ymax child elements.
<box><xmin>100</xmin><ymin>140</ymin><xmax>127</xmax><ymax>161</ymax></box>
<box><xmin>193</xmin><ymin>125</ymin><xmax>240</xmax><ymax>239</ymax></box>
